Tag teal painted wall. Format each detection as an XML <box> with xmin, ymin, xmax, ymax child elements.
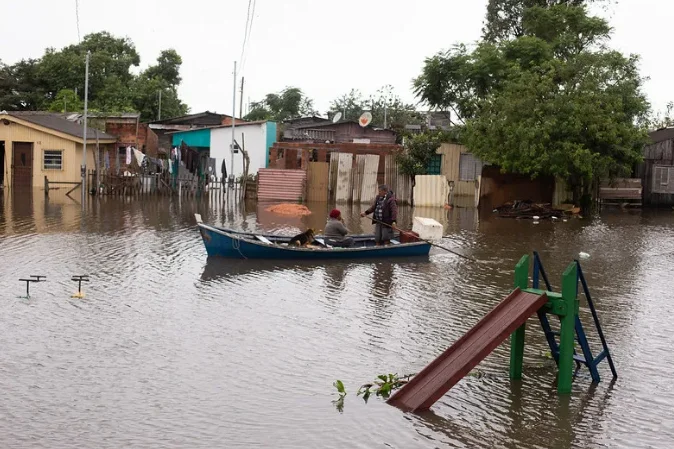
<box><xmin>171</xmin><ymin>128</ymin><xmax>211</xmax><ymax>148</ymax></box>
<box><xmin>265</xmin><ymin>122</ymin><xmax>277</xmax><ymax>168</ymax></box>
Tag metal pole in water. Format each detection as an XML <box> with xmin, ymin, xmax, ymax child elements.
<box><xmin>81</xmin><ymin>50</ymin><xmax>90</xmax><ymax>203</ymax></box>
<box><xmin>230</xmin><ymin>61</ymin><xmax>236</xmax><ymax>189</ymax></box>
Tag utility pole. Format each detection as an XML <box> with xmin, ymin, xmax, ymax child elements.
<box><xmin>230</xmin><ymin>61</ymin><xmax>236</xmax><ymax>187</ymax></box>
<box><xmin>239</xmin><ymin>76</ymin><xmax>245</xmax><ymax>119</ymax></box>
<box><xmin>81</xmin><ymin>50</ymin><xmax>90</xmax><ymax>203</ymax></box>
<box><xmin>158</xmin><ymin>90</ymin><xmax>162</xmax><ymax>121</ymax></box>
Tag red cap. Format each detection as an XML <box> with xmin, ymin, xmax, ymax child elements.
<box><xmin>329</xmin><ymin>209</ymin><xmax>341</xmax><ymax>219</ymax></box>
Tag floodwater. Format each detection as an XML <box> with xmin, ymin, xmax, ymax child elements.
<box><xmin>1</xmin><ymin>190</ymin><xmax>673</xmax><ymax>449</ymax></box>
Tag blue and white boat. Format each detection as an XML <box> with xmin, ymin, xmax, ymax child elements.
<box><xmin>195</xmin><ymin>214</ymin><xmax>432</xmax><ymax>260</ymax></box>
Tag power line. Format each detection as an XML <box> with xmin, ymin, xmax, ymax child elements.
<box><xmin>239</xmin><ymin>0</ymin><xmax>252</xmax><ymax>66</ymax></box>
<box><xmin>240</xmin><ymin>0</ymin><xmax>256</xmax><ymax>75</ymax></box>
<box><xmin>75</xmin><ymin>0</ymin><xmax>81</xmax><ymax>42</ymax></box>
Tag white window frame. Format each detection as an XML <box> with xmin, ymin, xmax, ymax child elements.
<box><xmin>43</xmin><ymin>149</ymin><xmax>64</xmax><ymax>170</ymax></box>
<box><xmin>653</xmin><ymin>165</ymin><xmax>674</xmax><ymax>194</ymax></box>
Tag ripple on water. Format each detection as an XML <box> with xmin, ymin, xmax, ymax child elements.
<box><xmin>1</xmin><ymin>198</ymin><xmax>674</xmax><ymax>448</ymax></box>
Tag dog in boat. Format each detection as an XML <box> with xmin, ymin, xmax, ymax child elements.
<box><xmin>289</xmin><ymin>228</ymin><xmax>315</xmax><ymax>247</ymax></box>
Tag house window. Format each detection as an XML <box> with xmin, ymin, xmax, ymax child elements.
<box><xmin>459</xmin><ymin>153</ymin><xmax>483</xmax><ymax>181</ymax></box>
<box><xmin>426</xmin><ymin>154</ymin><xmax>442</xmax><ymax>175</ymax></box>
<box><xmin>43</xmin><ymin>150</ymin><xmax>63</xmax><ymax>170</ymax></box>
<box><xmin>277</xmin><ymin>149</ymin><xmax>284</xmax><ymax>159</ymax></box>
<box><xmin>309</xmin><ymin>149</ymin><xmax>318</xmax><ymax>162</ymax></box>
<box><xmin>653</xmin><ymin>166</ymin><xmax>674</xmax><ymax>194</ymax></box>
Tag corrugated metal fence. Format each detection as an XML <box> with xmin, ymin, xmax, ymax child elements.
<box><xmin>413</xmin><ymin>175</ymin><xmax>449</xmax><ymax>207</ymax></box>
<box><xmin>384</xmin><ymin>155</ymin><xmax>412</xmax><ymax>205</ymax></box>
<box><xmin>258</xmin><ymin>168</ymin><xmax>306</xmax><ymax>201</ymax></box>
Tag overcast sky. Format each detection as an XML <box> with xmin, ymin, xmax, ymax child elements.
<box><xmin>2</xmin><ymin>0</ymin><xmax>672</xmax><ymax>118</ymax></box>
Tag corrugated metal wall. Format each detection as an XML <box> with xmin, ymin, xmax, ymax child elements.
<box><xmin>306</xmin><ymin>162</ymin><xmax>329</xmax><ymax>202</ymax></box>
<box><xmin>438</xmin><ymin>143</ymin><xmax>480</xmax><ymax>196</ymax></box>
<box><xmin>552</xmin><ymin>177</ymin><xmax>573</xmax><ymax>206</ymax></box>
<box><xmin>257</xmin><ymin>168</ymin><xmax>306</xmax><ymax>201</ymax></box>
<box><xmin>352</xmin><ymin>155</ymin><xmax>365</xmax><ymax>203</ymax></box>
<box><xmin>384</xmin><ymin>155</ymin><xmax>412</xmax><ymax>205</ymax></box>
<box><xmin>414</xmin><ymin>175</ymin><xmax>449</xmax><ymax>207</ymax></box>
<box><xmin>335</xmin><ymin>153</ymin><xmax>353</xmax><ymax>203</ymax></box>
<box><xmin>359</xmin><ymin>155</ymin><xmax>380</xmax><ymax>205</ymax></box>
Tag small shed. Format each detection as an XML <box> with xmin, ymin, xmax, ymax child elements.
<box><xmin>637</xmin><ymin>128</ymin><xmax>674</xmax><ymax>206</ymax></box>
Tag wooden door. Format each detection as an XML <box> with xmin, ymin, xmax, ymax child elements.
<box><xmin>307</xmin><ymin>162</ymin><xmax>329</xmax><ymax>202</ymax></box>
<box><xmin>12</xmin><ymin>142</ymin><xmax>33</xmax><ymax>190</ymax></box>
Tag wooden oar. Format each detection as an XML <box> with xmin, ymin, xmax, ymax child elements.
<box><xmin>363</xmin><ymin>213</ymin><xmax>478</xmax><ymax>262</ymax></box>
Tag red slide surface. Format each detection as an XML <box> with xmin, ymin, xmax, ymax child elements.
<box><xmin>388</xmin><ymin>288</ymin><xmax>547</xmax><ymax>412</ymax></box>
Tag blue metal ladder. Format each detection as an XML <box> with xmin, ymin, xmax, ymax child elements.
<box><xmin>533</xmin><ymin>251</ymin><xmax>618</xmax><ymax>383</ymax></box>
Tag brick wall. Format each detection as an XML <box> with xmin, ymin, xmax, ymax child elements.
<box><xmin>268</xmin><ymin>142</ymin><xmax>402</xmax><ymax>183</ymax></box>
<box><xmin>105</xmin><ymin>122</ymin><xmax>159</xmax><ymax>158</ymax></box>
<box><xmin>221</xmin><ymin>117</ymin><xmax>248</xmax><ymax>126</ymax></box>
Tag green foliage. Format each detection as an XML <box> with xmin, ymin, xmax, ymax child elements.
<box><xmin>0</xmin><ymin>31</ymin><xmax>188</xmax><ymax>121</ymax></box>
<box><xmin>415</xmin><ymin>2</ymin><xmax>649</xmax><ymax>193</ymax></box>
<box><xmin>650</xmin><ymin>101</ymin><xmax>674</xmax><ymax>129</ymax></box>
<box><xmin>356</xmin><ymin>373</ymin><xmax>415</xmax><ymax>403</ymax></box>
<box><xmin>332</xmin><ymin>380</ymin><xmax>346</xmax><ymax>413</ymax></box>
<box><xmin>327</xmin><ymin>85</ymin><xmax>424</xmax><ymax>129</ymax></box>
<box><xmin>48</xmin><ymin>89</ymin><xmax>83</xmax><ymax>112</ymax></box>
<box><xmin>143</xmin><ymin>49</ymin><xmax>183</xmax><ymax>87</ymax></box>
<box><xmin>482</xmin><ymin>0</ymin><xmax>612</xmax><ymax>43</ymax></box>
<box><xmin>245</xmin><ymin>87</ymin><xmax>315</xmax><ymax>122</ymax></box>
<box><xmin>0</xmin><ymin>58</ymin><xmax>46</xmax><ymax>110</ymax></box>
<box><xmin>395</xmin><ymin>131</ymin><xmax>456</xmax><ymax>177</ymax></box>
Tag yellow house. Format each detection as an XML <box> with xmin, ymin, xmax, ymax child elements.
<box><xmin>0</xmin><ymin>111</ymin><xmax>117</xmax><ymax>189</ymax></box>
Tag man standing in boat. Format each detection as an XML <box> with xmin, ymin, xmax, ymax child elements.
<box><xmin>361</xmin><ymin>184</ymin><xmax>398</xmax><ymax>246</ymax></box>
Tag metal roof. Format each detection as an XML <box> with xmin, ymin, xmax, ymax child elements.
<box><xmin>3</xmin><ymin>111</ymin><xmax>117</xmax><ymax>140</ymax></box>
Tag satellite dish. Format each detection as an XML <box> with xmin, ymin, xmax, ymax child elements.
<box><xmin>332</xmin><ymin>112</ymin><xmax>342</xmax><ymax>123</ymax></box>
<box><xmin>359</xmin><ymin>112</ymin><xmax>372</xmax><ymax>127</ymax></box>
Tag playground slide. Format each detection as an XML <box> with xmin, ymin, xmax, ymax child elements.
<box><xmin>387</xmin><ymin>288</ymin><xmax>547</xmax><ymax>412</ymax></box>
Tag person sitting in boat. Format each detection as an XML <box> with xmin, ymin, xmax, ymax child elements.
<box><xmin>324</xmin><ymin>209</ymin><xmax>354</xmax><ymax>248</ymax></box>
<box><xmin>361</xmin><ymin>184</ymin><xmax>397</xmax><ymax>246</ymax></box>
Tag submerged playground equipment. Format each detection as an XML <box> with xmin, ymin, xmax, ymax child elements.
<box><xmin>388</xmin><ymin>252</ymin><xmax>617</xmax><ymax>412</ymax></box>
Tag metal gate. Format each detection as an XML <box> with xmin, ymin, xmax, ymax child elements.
<box><xmin>12</xmin><ymin>142</ymin><xmax>33</xmax><ymax>190</ymax></box>
<box><xmin>307</xmin><ymin>162</ymin><xmax>329</xmax><ymax>202</ymax></box>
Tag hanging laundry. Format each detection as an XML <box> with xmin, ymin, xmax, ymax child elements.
<box><xmin>104</xmin><ymin>150</ymin><xmax>110</xmax><ymax>169</ymax></box>
<box><xmin>126</xmin><ymin>146</ymin><xmax>132</xmax><ymax>165</ymax></box>
<box><xmin>133</xmin><ymin>148</ymin><xmax>145</xmax><ymax>167</ymax></box>
<box><xmin>168</xmin><ymin>160</ymin><xmax>173</xmax><ymax>174</ymax></box>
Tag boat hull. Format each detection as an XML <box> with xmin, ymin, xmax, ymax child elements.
<box><xmin>197</xmin><ymin>224</ymin><xmax>432</xmax><ymax>260</ymax></box>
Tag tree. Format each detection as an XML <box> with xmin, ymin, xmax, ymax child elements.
<box><xmin>0</xmin><ymin>59</ymin><xmax>46</xmax><ymax>110</ymax></box>
<box><xmin>133</xmin><ymin>77</ymin><xmax>188</xmax><ymax>121</ymax></box>
<box><xmin>327</xmin><ymin>86</ymin><xmax>424</xmax><ymax>129</ymax></box>
<box><xmin>483</xmin><ymin>0</ymin><xmax>612</xmax><ymax>43</ymax></box>
<box><xmin>0</xmin><ymin>32</ymin><xmax>189</xmax><ymax>120</ymax></box>
<box><xmin>395</xmin><ymin>131</ymin><xmax>451</xmax><ymax>177</ymax></box>
<box><xmin>245</xmin><ymin>87</ymin><xmax>315</xmax><ymax>121</ymax></box>
<box><xmin>650</xmin><ymin>102</ymin><xmax>674</xmax><ymax>130</ymax></box>
<box><xmin>48</xmin><ymin>89</ymin><xmax>83</xmax><ymax>112</ymax></box>
<box><xmin>38</xmin><ymin>32</ymin><xmax>140</xmax><ymax>107</ymax></box>
<box><xmin>415</xmin><ymin>3</ymin><xmax>649</xmax><ymax>203</ymax></box>
<box><xmin>143</xmin><ymin>49</ymin><xmax>182</xmax><ymax>87</ymax></box>
<box><xmin>328</xmin><ymin>89</ymin><xmax>366</xmax><ymax>122</ymax></box>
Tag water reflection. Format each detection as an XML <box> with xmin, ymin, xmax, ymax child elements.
<box><xmin>2</xmin><ymin>190</ymin><xmax>674</xmax><ymax>448</ymax></box>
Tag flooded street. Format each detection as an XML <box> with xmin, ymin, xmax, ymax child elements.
<box><xmin>1</xmin><ymin>190</ymin><xmax>674</xmax><ymax>448</ymax></box>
